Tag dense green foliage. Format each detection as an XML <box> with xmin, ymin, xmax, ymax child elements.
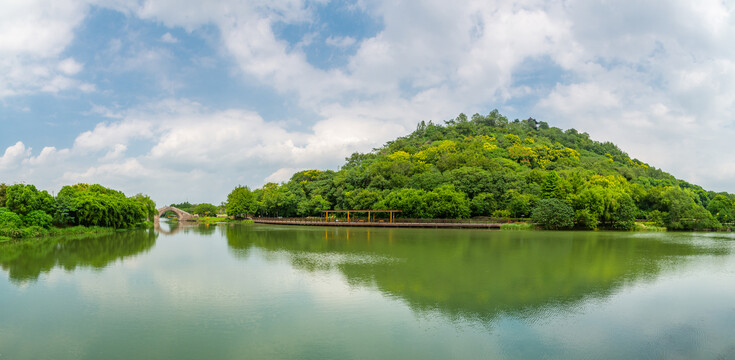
<box><xmin>192</xmin><ymin>203</ymin><xmax>219</xmax><ymax>216</ymax></box>
<box><xmin>0</xmin><ymin>183</ymin><xmax>155</xmax><ymax>238</ymax></box>
<box><xmin>230</xmin><ymin>110</ymin><xmax>734</xmax><ymax>230</ymax></box>
<box><xmin>531</xmin><ymin>199</ymin><xmax>574</xmax><ymax>230</ymax></box>
<box><xmin>226</xmin><ymin>186</ymin><xmax>257</xmax><ymax>219</ymax></box>
<box><xmin>170</xmin><ymin>201</ymin><xmax>195</xmax><ymax>213</ymax></box>
<box><xmin>5</xmin><ymin>184</ymin><xmax>53</xmax><ymax>215</ymax></box>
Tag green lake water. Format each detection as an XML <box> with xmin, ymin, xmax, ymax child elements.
<box><xmin>1</xmin><ymin>222</ymin><xmax>735</xmax><ymax>359</ymax></box>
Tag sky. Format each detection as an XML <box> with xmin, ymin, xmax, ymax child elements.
<box><xmin>1</xmin><ymin>0</ymin><xmax>735</xmax><ymax>206</ymax></box>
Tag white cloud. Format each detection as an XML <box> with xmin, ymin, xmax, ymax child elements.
<box><xmin>325</xmin><ymin>35</ymin><xmax>356</xmax><ymax>47</ymax></box>
<box><xmin>4</xmin><ymin>0</ymin><xmax>735</xmax><ymax>201</ymax></box>
<box><xmin>265</xmin><ymin>168</ymin><xmax>302</xmax><ymax>183</ymax></box>
<box><xmin>0</xmin><ymin>142</ymin><xmax>31</xmax><ymax>171</ymax></box>
<box><xmin>73</xmin><ymin>119</ymin><xmax>155</xmax><ymax>151</ymax></box>
<box><xmin>28</xmin><ymin>146</ymin><xmax>69</xmax><ymax>166</ymax></box>
<box><xmin>0</xmin><ymin>98</ymin><xmax>409</xmax><ymax>204</ymax></box>
<box><xmin>0</xmin><ymin>0</ymin><xmax>90</xmax><ymax>98</ymax></box>
<box><xmin>160</xmin><ymin>32</ymin><xmax>178</xmax><ymax>43</ymax></box>
<box><xmin>57</xmin><ymin>58</ymin><xmax>83</xmax><ymax>75</ymax></box>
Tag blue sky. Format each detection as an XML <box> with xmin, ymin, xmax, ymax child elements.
<box><xmin>2</xmin><ymin>0</ymin><xmax>735</xmax><ymax>205</ymax></box>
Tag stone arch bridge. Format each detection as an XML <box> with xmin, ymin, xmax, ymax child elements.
<box><xmin>154</xmin><ymin>206</ymin><xmax>198</xmax><ymax>222</ymax></box>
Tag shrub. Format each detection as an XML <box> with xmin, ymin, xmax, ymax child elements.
<box><xmin>575</xmin><ymin>209</ymin><xmax>599</xmax><ymax>230</ymax></box>
<box><xmin>23</xmin><ymin>210</ymin><xmax>53</xmax><ymax>228</ymax></box>
<box><xmin>0</xmin><ymin>207</ymin><xmax>23</xmax><ymax>229</ymax></box>
<box><xmin>492</xmin><ymin>210</ymin><xmax>511</xmax><ymax>218</ymax></box>
<box><xmin>531</xmin><ymin>198</ymin><xmax>574</xmax><ymax>230</ymax></box>
<box><xmin>470</xmin><ymin>193</ymin><xmax>496</xmax><ymax>216</ymax></box>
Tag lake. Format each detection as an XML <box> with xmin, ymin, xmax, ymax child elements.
<box><xmin>1</xmin><ymin>223</ymin><xmax>734</xmax><ymax>359</ymax></box>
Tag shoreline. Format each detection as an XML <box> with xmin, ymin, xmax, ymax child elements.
<box><xmin>252</xmin><ymin>219</ymin><xmax>503</xmax><ymax>229</ymax></box>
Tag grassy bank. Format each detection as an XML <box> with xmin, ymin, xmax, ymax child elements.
<box><xmin>634</xmin><ymin>222</ymin><xmax>667</xmax><ymax>232</ymax></box>
<box><xmin>500</xmin><ymin>222</ymin><xmax>536</xmax><ymax>230</ymax></box>
<box><xmin>0</xmin><ymin>221</ymin><xmax>153</xmax><ymax>241</ymax></box>
<box><xmin>0</xmin><ymin>225</ymin><xmax>118</xmax><ymax>240</ymax></box>
<box><xmin>196</xmin><ymin>217</ymin><xmax>254</xmax><ymax>224</ymax></box>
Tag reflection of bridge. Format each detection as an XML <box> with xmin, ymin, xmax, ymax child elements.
<box><xmin>154</xmin><ymin>206</ymin><xmax>197</xmax><ymax>223</ymax></box>
<box><xmin>154</xmin><ymin>220</ymin><xmax>183</xmax><ymax>235</ymax></box>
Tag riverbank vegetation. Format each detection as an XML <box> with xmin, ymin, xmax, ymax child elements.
<box><xmin>167</xmin><ymin>201</ymin><xmax>224</xmax><ymax>217</ymax></box>
<box><xmin>0</xmin><ymin>183</ymin><xmax>155</xmax><ymax>239</ymax></box>
<box><xmin>226</xmin><ymin>110</ymin><xmax>734</xmax><ymax>231</ymax></box>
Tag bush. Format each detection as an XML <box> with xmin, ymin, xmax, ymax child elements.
<box><xmin>23</xmin><ymin>210</ymin><xmax>53</xmax><ymax>228</ymax></box>
<box><xmin>492</xmin><ymin>210</ymin><xmax>511</xmax><ymax>218</ymax></box>
<box><xmin>5</xmin><ymin>184</ymin><xmax>53</xmax><ymax>215</ymax></box>
<box><xmin>424</xmin><ymin>184</ymin><xmax>471</xmax><ymax>219</ymax></box>
<box><xmin>575</xmin><ymin>209</ymin><xmax>599</xmax><ymax>230</ymax></box>
<box><xmin>0</xmin><ymin>207</ymin><xmax>23</xmax><ymax>229</ymax></box>
<box><xmin>648</xmin><ymin>210</ymin><xmax>667</xmax><ymax>227</ymax></box>
<box><xmin>531</xmin><ymin>198</ymin><xmax>574</xmax><ymax>230</ymax></box>
<box><xmin>470</xmin><ymin>193</ymin><xmax>496</xmax><ymax>216</ymax></box>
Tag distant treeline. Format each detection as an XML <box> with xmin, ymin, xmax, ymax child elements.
<box><xmin>224</xmin><ymin>110</ymin><xmax>734</xmax><ymax>231</ymax></box>
<box><xmin>0</xmin><ymin>183</ymin><xmax>156</xmax><ymax>238</ymax></box>
<box><xmin>167</xmin><ymin>202</ymin><xmax>224</xmax><ymax>217</ymax></box>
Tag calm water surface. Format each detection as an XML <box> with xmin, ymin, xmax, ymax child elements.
<box><xmin>1</xmin><ymin>223</ymin><xmax>734</xmax><ymax>359</ymax></box>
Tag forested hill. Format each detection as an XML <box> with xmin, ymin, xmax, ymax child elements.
<box><xmin>232</xmin><ymin>110</ymin><xmax>735</xmax><ymax>230</ymax></box>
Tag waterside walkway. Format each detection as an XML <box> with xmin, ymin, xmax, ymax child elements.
<box><xmin>253</xmin><ymin>219</ymin><xmax>503</xmax><ymax>229</ymax></box>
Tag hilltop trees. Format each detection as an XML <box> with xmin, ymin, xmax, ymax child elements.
<box><xmin>221</xmin><ymin>110</ymin><xmax>733</xmax><ymax>231</ymax></box>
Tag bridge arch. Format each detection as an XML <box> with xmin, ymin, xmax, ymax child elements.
<box><xmin>154</xmin><ymin>206</ymin><xmax>197</xmax><ymax>222</ymax></box>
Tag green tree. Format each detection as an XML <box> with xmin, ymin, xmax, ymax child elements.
<box><xmin>574</xmin><ymin>209</ymin><xmax>599</xmax><ymax>230</ymax></box>
<box><xmin>58</xmin><ymin>183</ymin><xmax>148</xmax><ymax>228</ymax></box>
<box><xmin>470</xmin><ymin>193</ymin><xmax>496</xmax><ymax>217</ymax></box>
<box><xmin>170</xmin><ymin>202</ymin><xmax>194</xmax><ymax>213</ymax></box>
<box><xmin>297</xmin><ymin>195</ymin><xmax>332</xmax><ymax>217</ymax></box>
<box><xmin>0</xmin><ymin>183</ymin><xmax>7</xmax><ymax>207</ymax></box>
<box><xmin>226</xmin><ymin>186</ymin><xmax>256</xmax><ymax>219</ymax></box>
<box><xmin>661</xmin><ymin>187</ymin><xmax>720</xmax><ymax>230</ymax></box>
<box><xmin>23</xmin><ymin>210</ymin><xmax>53</xmax><ymax>228</ymax></box>
<box><xmin>446</xmin><ymin>167</ymin><xmax>492</xmax><ymax>198</ymax></box>
<box><xmin>343</xmin><ymin>189</ymin><xmax>383</xmax><ymax>210</ymax></box>
<box><xmin>409</xmin><ymin>169</ymin><xmax>447</xmax><ymax>191</ymax></box>
<box><xmin>51</xmin><ymin>197</ymin><xmax>76</xmax><ymax>226</ymax></box>
<box><xmin>133</xmin><ymin>194</ymin><xmax>157</xmax><ymax>221</ymax></box>
<box><xmin>532</xmin><ymin>199</ymin><xmax>574</xmax><ymax>230</ymax></box>
<box><xmin>5</xmin><ymin>184</ymin><xmax>54</xmax><ymax>215</ymax></box>
<box><xmin>541</xmin><ymin>171</ymin><xmax>564</xmax><ymax>199</ymax></box>
<box><xmin>0</xmin><ymin>207</ymin><xmax>23</xmax><ymax>229</ymax></box>
<box><xmin>608</xmin><ymin>193</ymin><xmax>637</xmax><ymax>230</ymax></box>
<box><xmin>375</xmin><ymin>188</ymin><xmax>429</xmax><ymax>218</ymax></box>
<box><xmin>567</xmin><ymin>171</ymin><xmax>585</xmax><ymax>195</ymax></box>
<box><xmin>504</xmin><ymin>189</ymin><xmax>534</xmax><ymax>218</ymax></box>
<box><xmin>424</xmin><ymin>184</ymin><xmax>471</xmax><ymax>219</ymax></box>
<box><xmin>193</xmin><ymin>203</ymin><xmax>219</xmax><ymax>217</ymax></box>
<box><xmin>706</xmin><ymin>194</ymin><xmax>734</xmax><ymax>224</ymax></box>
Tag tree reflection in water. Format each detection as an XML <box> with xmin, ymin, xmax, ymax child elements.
<box><xmin>226</xmin><ymin>225</ymin><xmax>729</xmax><ymax>322</ymax></box>
<box><xmin>0</xmin><ymin>229</ymin><xmax>157</xmax><ymax>284</ymax></box>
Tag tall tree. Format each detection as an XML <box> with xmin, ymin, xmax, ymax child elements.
<box><xmin>226</xmin><ymin>186</ymin><xmax>256</xmax><ymax>219</ymax></box>
<box><xmin>541</xmin><ymin>171</ymin><xmax>564</xmax><ymax>199</ymax></box>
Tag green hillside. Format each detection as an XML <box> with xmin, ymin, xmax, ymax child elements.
<box><xmin>232</xmin><ymin>110</ymin><xmax>734</xmax><ymax>230</ymax></box>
